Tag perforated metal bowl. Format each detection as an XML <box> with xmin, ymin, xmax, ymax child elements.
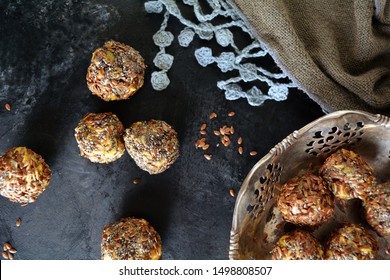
<box><xmin>229</xmin><ymin>110</ymin><xmax>390</xmax><ymax>260</ymax></box>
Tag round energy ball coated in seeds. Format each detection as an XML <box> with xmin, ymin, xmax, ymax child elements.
<box><xmin>319</xmin><ymin>148</ymin><xmax>376</xmax><ymax>201</ymax></box>
<box><xmin>101</xmin><ymin>217</ymin><xmax>162</xmax><ymax>260</ymax></box>
<box><xmin>74</xmin><ymin>112</ymin><xmax>125</xmax><ymax>164</ymax></box>
<box><xmin>277</xmin><ymin>173</ymin><xmax>334</xmax><ymax>227</ymax></box>
<box><xmin>325</xmin><ymin>223</ymin><xmax>379</xmax><ymax>260</ymax></box>
<box><xmin>124</xmin><ymin>120</ymin><xmax>180</xmax><ymax>174</ymax></box>
<box><xmin>86</xmin><ymin>40</ymin><xmax>146</xmax><ymax>101</ymax></box>
<box><xmin>271</xmin><ymin>229</ymin><xmax>324</xmax><ymax>260</ymax></box>
<box><xmin>364</xmin><ymin>182</ymin><xmax>390</xmax><ymax>236</ymax></box>
<box><xmin>0</xmin><ymin>147</ymin><xmax>51</xmax><ymax>204</ymax></box>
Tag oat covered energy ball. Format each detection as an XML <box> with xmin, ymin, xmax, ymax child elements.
<box><xmin>319</xmin><ymin>148</ymin><xmax>376</xmax><ymax>201</ymax></box>
<box><xmin>364</xmin><ymin>182</ymin><xmax>390</xmax><ymax>236</ymax></box>
<box><xmin>101</xmin><ymin>217</ymin><xmax>162</xmax><ymax>260</ymax></box>
<box><xmin>325</xmin><ymin>223</ymin><xmax>378</xmax><ymax>260</ymax></box>
<box><xmin>277</xmin><ymin>174</ymin><xmax>334</xmax><ymax>227</ymax></box>
<box><xmin>75</xmin><ymin>112</ymin><xmax>125</xmax><ymax>163</ymax></box>
<box><xmin>86</xmin><ymin>40</ymin><xmax>146</xmax><ymax>101</ymax></box>
<box><xmin>271</xmin><ymin>229</ymin><xmax>324</xmax><ymax>260</ymax></box>
<box><xmin>124</xmin><ymin>120</ymin><xmax>180</xmax><ymax>174</ymax></box>
<box><xmin>0</xmin><ymin>147</ymin><xmax>51</xmax><ymax>204</ymax></box>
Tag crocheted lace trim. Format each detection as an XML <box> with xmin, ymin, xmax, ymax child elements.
<box><xmin>145</xmin><ymin>0</ymin><xmax>295</xmax><ymax>106</ymax></box>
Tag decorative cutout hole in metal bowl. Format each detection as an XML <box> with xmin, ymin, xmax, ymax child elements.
<box><xmin>229</xmin><ymin>110</ymin><xmax>390</xmax><ymax>260</ymax></box>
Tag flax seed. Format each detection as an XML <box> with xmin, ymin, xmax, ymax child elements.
<box><xmin>237</xmin><ymin>137</ymin><xmax>243</xmax><ymax>145</ymax></box>
<box><xmin>202</xmin><ymin>144</ymin><xmax>209</xmax><ymax>150</ymax></box>
<box><xmin>2</xmin><ymin>252</ymin><xmax>8</xmax><ymax>259</ymax></box>
<box><xmin>209</xmin><ymin>112</ymin><xmax>217</xmax><ymax>119</ymax></box>
<box><xmin>204</xmin><ymin>154</ymin><xmax>212</xmax><ymax>160</ymax></box>
<box><xmin>16</xmin><ymin>218</ymin><xmax>21</xmax><ymax>227</ymax></box>
<box><xmin>238</xmin><ymin>147</ymin><xmax>243</xmax><ymax>155</ymax></box>
<box><xmin>132</xmin><ymin>178</ymin><xmax>141</xmax><ymax>185</ymax></box>
<box><xmin>7</xmin><ymin>252</ymin><xmax>13</xmax><ymax>260</ymax></box>
<box><xmin>250</xmin><ymin>151</ymin><xmax>258</xmax><ymax>156</ymax></box>
<box><xmin>230</xmin><ymin>126</ymin><xmax>235</xmax><ymax>134</ymax></box>
<box><xmin>228</xmin><ymin>111</ymin><xmax>235</xmax><ymax>117</ymax></box>
<box><xmin>201</xmin><ymin>123</ymin><xmax>207</xmax><ymax>130</ymax></box>
<box><xmin>9</xmin><ymin>248</ymin><xmax>17</xmax><ymax>254</ymax></box>
<box><xmin>213</xmin><ymin>130</ymin><xmax>221</xmax><ymax>136</ymax></box>
<box><xmin>229</xmin><ymin>188</ymin><xmax>235</xmax><ymax>197</ymax></box>
<box><xmin>5</xmin><ymin>103</ymin><xmax>10</xmax><ymax>111</ymax></box>
<box><xmin>200</xmin><ymin>130</ymin><xmax>207</xmax><ymax>135</ymax></box>
<box><xmin>3</xmin><ymin>243</ymin><xmax>11</xmax><ymax>251</ymax></box>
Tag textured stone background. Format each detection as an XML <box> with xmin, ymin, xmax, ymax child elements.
<box><xmin>0</xmin><ymin>0</ymin><xmax>323</xmax><ymax>259</ymax></box>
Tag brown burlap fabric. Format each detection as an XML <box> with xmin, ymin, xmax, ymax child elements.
<box><xmin>230</xmin><ymin>0</ymin><xmax>390</xmax><ymax>115</ymax></box>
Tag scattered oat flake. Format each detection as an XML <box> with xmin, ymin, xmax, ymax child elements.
<box><xmin>209</xmin><ymin>112</ymin><xmax>217</xmax><ymax>119</ymax></box>
<box><xmin>204</xmin><ymin>154</ymin><xmax>212</xmax><ymax>160</ymax></box>
<box><xmin>229</xmin><ymin>188</ymin><xmax>235</xmax><ymax>197</ymax></box>
<box><xmin>250</xmin><ymin>151</ymin><xmax>258</xmax><ymax>156</ymax></box>
<box><xmin>16</xmin><ymin>218</ymin><xmax>21</xmax><ymax>227</ymax></box>
<box><xmin>228</xmin><ymin>111</ymin><xmax>235</xmax><ymax>117</ymax></box>
<box><xmin>5</xmin><ymin>103</ymin><xmax>11</xmax><ymax>111</ymax></box>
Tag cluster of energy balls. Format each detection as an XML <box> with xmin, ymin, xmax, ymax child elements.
<box><xmin>79</xmin><ymin>40</ymin><xmax>180</xmax><ymax>259</ymax></box>
<box><xmin>272</xmin><ymin>148</ymin><xmax>388</xmax><ymax>260</ymax></box>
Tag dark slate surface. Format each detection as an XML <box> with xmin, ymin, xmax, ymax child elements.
<box><xmin>0</xmin><ymin>0</ymin><xmax>324</xmax><ymax>259</ymax></box>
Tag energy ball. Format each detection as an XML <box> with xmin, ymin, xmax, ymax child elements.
<box><xmin>124</xmin><ymin>120</ymin><xmax>180</xmax><ymax>174</ymax></box>
<box><xmin>0</xmin><ymin>147</ymin><xmax>51</xmax><ymax>204</ymax></box>
<box><xmin>101</xmin><ymin>217</ymin><xmax>162</xmax><ymax>260</ymax></box>
<box><xmin>75</xmin><ymin>112</ymin><xmax>125</xmax><ymax>164</ymax></box>
<box><xmin>319</xmin><ymin>148</ymin><xmax>376</xmax><ymax>201</ymax></box>
<box><xmin>364</xmin><ymin>182</ymin><xmax>390</xmax><ymax>236</ymax></box>
<box><xmin>271</xmin><ymin>229</ymin><xmax>324</xmax><ymax>260</ymax></box>
<box><xmin>325</xmin><ymin>223</ymin><xmax>378</xmax><ymax>260</ymax></box>
<box><xmin>277</xmin><ymin>174</ymin><xmax>334</xmax><ymax>227</ymax></box>
<box><xmin>86</xmin><ymin>40</ymin><xmax>146</xmax><ymax>101</ymax></box>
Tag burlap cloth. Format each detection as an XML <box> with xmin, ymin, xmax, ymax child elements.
<box><xmin>230</xmin><ymin>0</ymin><xmax>390</xmax><ymax>115</ymax></box>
